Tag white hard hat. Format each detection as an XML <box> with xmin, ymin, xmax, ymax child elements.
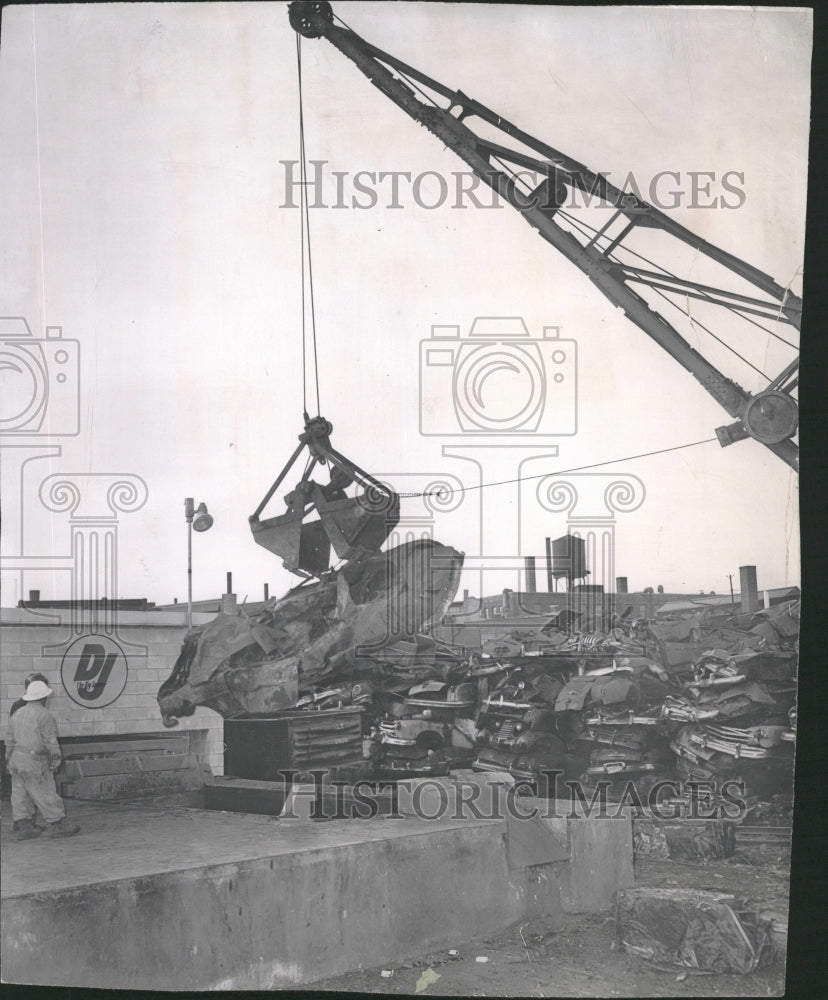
<box><xmin>22</xmin><ymin>680</ymin><xmax>53</xmax><ymax>701</ymax></box>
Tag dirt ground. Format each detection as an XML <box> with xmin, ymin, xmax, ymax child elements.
<box><xmin>309</xmin><ymin>855</ymin><xmax>789</xmax><ymax>998</ymax></box>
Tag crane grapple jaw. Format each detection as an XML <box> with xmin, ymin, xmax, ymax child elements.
<box><xmin>289</xmin><ymin>1</ymin><xmax>333</xmax><ymax>39</ymax></box>
<box><xmin>251</xmin><ymin>508</ymin><xmax>333</xmax><ymax>579</ymax></box>
<box><xmin>249</xmin><ymin>416</ymin><xmax>400</xmax><ymax>578</ymax></box>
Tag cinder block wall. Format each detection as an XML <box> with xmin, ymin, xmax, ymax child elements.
<box><xmin>0</xmin><ymin>610</ymin><xmax>223</xmax><ymax>775</ymax></box>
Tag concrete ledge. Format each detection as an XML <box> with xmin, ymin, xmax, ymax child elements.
<box><xmin>1</xmin><ymin>799</ymin><xmax>633</xmax><ymax>990</ymax></box>
<box><xmin>3</xmin><ymin>822</ymin><xmax>546</xmax><ymax>989</ymax></box>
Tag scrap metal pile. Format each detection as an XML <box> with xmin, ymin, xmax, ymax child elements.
<box><xmin>157</xmin><ymin>539</ymin><xmax>464</xmax><ymax>724</ymax></box>
<box><xmin>158</xmin><ymin>551</ymin><xmax>796</xmax><ymax>799</ymax></box>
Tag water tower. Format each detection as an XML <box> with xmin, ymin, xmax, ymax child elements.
<box><xmin>546</xmin><ymin>534</ymin><xmax>589</xmax><ymax>591</ymax></box>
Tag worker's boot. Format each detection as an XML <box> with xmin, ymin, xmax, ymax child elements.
<box><xmin>45</xmin><ymin>817</ymin><xmax>80</xmax><ymax>838</ymax></box>
<box><xmin>14</xmin><ymin>819</ymin><xmax>43</xmax><ymax>841</ymax></box>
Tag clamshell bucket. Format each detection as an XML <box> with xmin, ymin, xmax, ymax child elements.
<box><xmin>249</xmin><ymin>415</ymin><xmax>400</xmax><ymax>577</ymax></box>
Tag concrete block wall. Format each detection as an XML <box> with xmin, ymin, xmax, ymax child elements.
<box><xmin>0</xmin><ymin>610</ymin><xmax>224</xmax><ymax>776</ymax></box>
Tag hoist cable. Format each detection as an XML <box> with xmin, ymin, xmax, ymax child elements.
<box><xmin>296</xmin><ymin>35</ymin><xmax>321</xmax><ymax>417</ymax></box>
<box><xmin>552</xmin><ymin>208</ymin><xmax>777</xmax><ymax>379</ymax></box>
<box><xmin>480</xmin><ymin>158</ymin><xmax>793</xmax><ymax>380</ymax></box>
<box><xmin>555</xmin><ymin>206</ymin><xmax>797</xmax><ymax>351</ymax></box>
<box><xmin>397</xmin><ymin>437</ymin><xmax>719</xmax><ymax>499</ymax></box>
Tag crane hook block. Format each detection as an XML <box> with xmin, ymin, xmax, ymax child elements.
<box><xmin>289</xmin><ymin>1</ymin><xmax>334</xmax><ymax>38</ymax></box>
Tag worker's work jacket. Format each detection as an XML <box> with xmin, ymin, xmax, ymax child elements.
<box><xmin>6</xmin><ymin>701</ymin><xmax>62</xmax><ymax>771</ymax></box>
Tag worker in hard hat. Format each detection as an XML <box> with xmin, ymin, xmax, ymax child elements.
<box><xmin>9</xmin><ymin>672</ymin><xmax>50</xmax><ymax>719</ymax></box>
<box><xmin>6</xmin><ymin>680</ymin><xmax>80</xmax><ymax>840</ymax></box>
<box><xmin>7</xmin><ymin>673</ymin><xmax>53</xmax><ymax>834</ymax></box>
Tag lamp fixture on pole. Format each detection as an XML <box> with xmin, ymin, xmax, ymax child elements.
<box><xmin>185</xmin><ymin>497</ymin><xmax>214</xmax><ymax>630</ymax></box>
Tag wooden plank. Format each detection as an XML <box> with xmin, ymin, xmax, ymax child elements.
<box><xmin>62</xmin><ymin>757</ymin><xmax>139</xmax><ymax>778</ymax></box>
<box><xmin>137</xmin><ymin>753</ymin><xmax>201</xmax><ymax>773</ymax></box>
<box><xmin>209</xmin><ymin>776</ymin><xmax>292</xmax><ymax>792</ymax></box>
<box><xmin>61</xmin><ymin>753</ymin><xmax>197</xmax><ymax>778</ymax></box>
<box><xmin>61</xmin><ymin>735</ymin><xmax>189</xmax><ymax>757</ymax></box>
<box><xmin>60</xmin><ymin>767</ymin><xmax>208</xmax><ymax>800</ymax></box>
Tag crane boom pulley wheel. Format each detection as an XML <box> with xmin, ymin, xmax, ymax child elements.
<box><xmin>289</xmin><ymin>0</ymin><xmax>333</xmax><ymax>38</ymax></box>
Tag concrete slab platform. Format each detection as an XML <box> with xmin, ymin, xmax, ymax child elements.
<box><xmin>1</xmin><ymin>794</ymin><xmax>633</xmax><ymax>991</ymax></box>
<box><xmin>0</xmin><ymin>797</ymin><xmax>478</xmax><ymax>899</ymax></box>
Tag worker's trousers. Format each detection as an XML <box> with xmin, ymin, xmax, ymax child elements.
<box><xmin>9</xmin><ymin>752</ymin><xmax>65</xmax><ymax>823</ymax></box>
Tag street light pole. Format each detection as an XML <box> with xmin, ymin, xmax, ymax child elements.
<box><xmin>185</xmin><ymin>498</ymin><xmax>195</xmax><ymax>630</ymax></box>
<box><xmin>185</xmin><ymin>497</ymin><xmax>213</xmax><ymax>631</ymax></box>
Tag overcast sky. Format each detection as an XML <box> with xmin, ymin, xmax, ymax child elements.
<box><xmin>1</xmin><ymin>2</ymin><xmax>810</xmax><ymax>607</ymax></box>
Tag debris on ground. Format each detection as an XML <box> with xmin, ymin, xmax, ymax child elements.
<box><xmin>614</xmin><ymin>887</ymin><xmax>776</xmax><ymax>974</ymax></box>
<box><xmin>414</xmin><ymin>967</ymin><xmax>442</xmax><ymax>993</ymax></box>
<box><xmin>633</xmin><ymin>818</ymin><xmax>735</xmax><ymax>861</ymax></box>
<box><xmin>310</xmin><ymin>858</ymin><xmax>787</xmax><ymax>997</ymax></box>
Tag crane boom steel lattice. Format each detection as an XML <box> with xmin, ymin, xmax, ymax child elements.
<box><xmin>288</xmin><ymin>0</ymin><xmax>801</xmax><ymax>472</ymax></box>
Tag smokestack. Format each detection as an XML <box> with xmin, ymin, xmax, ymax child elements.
<box><xmin>221</xmin><ymin>571</ymin><xmax>237</xmax><ymax>614</ymax></box>
<box><xmin>502</xmin><ymin>588</ymin><xmax>519</xmax><ymax>616</ymax></box>
<box><xmin>524</xmin><ymin>557</ymin><xmax>537</xmax><ymax>593</ymax></box>
<box><xmin>616</xmin><ymin>577</ymin><xmax>628</xmax><ymax>594</ymax></box>
<box><xmin>264</xmin><ymin>583</ymin><xmax>270</xmax><ymax>601</ymax></box>
<box><xmin>28</xmin><ymin>590</ymin><xmax>41</xmax><ymax>604</ymax></box>
<box><xmin>739</xmin><ymin>565</ymin><xmax>760</xmax><ymax>613</ymax></box>
<box><xmin>545</xmin><ymin>537</ymin><xmax>554</xmax><ymax>592</ymax></box>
